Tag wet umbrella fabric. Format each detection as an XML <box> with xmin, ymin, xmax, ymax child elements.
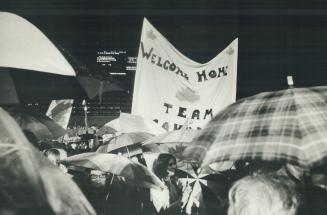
<box><xmin>0</xmin><ymin>12</ymin><xmax>75</xmax><ymax>76</ymax></box>
<box><xmin>61</xmin><ymin>152</ymin><xmax>165</xmax><ymax>190</ymax></box>
<box><xmin>0</xmin><ymin>67</ymin><xmax>86</xmax><ymax>104</ymax></box>
<box><xmin>96</xmin><ymin>132</ymin><xmax>153</xmax><ymax>156</ymax></box>
<box><xmin>98</xmin><ymin>113</ymin><xmax>166</xmax><ymax>136</ymax></box>
<box><xmin>183</xmin><ymin>86</ymin><xmax>327</xmax><ymax>168</ymax></box>
<box><xmin>0</xmin><ymin>13</ymin><xmax>85</xmax><ymax>104</ymax></box>
<box><xmin>178</xmin><ymin>167</ymin><xmax>230</xmax><ymax>214</ymax></box>
<box><xmin>77</xmin><ymin>76</ymin><xmax>124</xmax><ymax>99</ymax></box>
<box><xmin>0</xmin><ymin>107</ymin><xmax>95</xmax><ymax>214</ymax></box>
<box><xmin>142</xmin><ymin>129</ymin><xmax>200</xmax><ymax>160</ymax></box>
<box><xmin>10</xmin><ymin>110</ymin><xmax>66</xmax><ymax>141</ymax></box>
<box><xmin>96</xmin><ymin>126</ymin><xmax>117</xmax><ymax>137</ymax></box>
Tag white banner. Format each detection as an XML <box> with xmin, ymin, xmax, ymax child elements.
<box><xmin>46</xmin><ymin>99</ymin><xmax>74</xmax><ymax>129</ymax></box>
<box><xmin>132</xmin><ymin>18</ymin><xmax>238</xmax><ymax>130</ymax></box>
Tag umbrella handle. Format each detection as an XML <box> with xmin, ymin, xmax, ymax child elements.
<box><xmin>181</xmin><ymin>182</ymin><xmax>193</xmax><ymax>210</ymax></box>
<box><xmin>105</xmin><ymin>174</ymin><xmax>115</xmax><ymax>201</ymax></box>
<box><xmin>125</xmin><ymin>145</ymin><xmax>131</xmax><ymax>158</ymax></box>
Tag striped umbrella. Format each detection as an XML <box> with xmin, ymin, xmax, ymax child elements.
<box><xmin>183</xmin><ymin>86</ymin><xmax>327</xmax><ymax>168</ymax></box>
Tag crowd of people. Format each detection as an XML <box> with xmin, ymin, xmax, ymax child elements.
<box><xmin>20</xmin><ymin>127</ymin><xmax>327</xmax><ymax>215</ymax></box>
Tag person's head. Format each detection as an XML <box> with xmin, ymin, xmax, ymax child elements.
<box><xmin>88</xmin><ymin>139</ymin><xmax>94</xmax><ymax>150</ymax></box>
<box><xmin>228</xmin><ymin>174</ymin><xmax>300</xmax><ymax>215</ymax></box>
<box><xmin>89</xmin><ymin>170</ymin><xmax>107</xmax><ymax>188</ymax></box>
<box><xmin>153</xmin><ymin>153</ymin><xmax>177</xmax><ymax>179</ymax></box>
<box><xmin>44</xmin><ymin>148</ymin><xmax>60</xmax><ymax>166</ymax></box>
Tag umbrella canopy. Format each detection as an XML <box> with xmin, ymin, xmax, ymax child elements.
<box><xmin>0</xmin><ymin>107</ymin><xmax>95</xmax><ymax>214</ymax></box>
<box><xmin>77</xmin><ymin>76</ymin><xmax>124</xmax><ymax>99</ymax></box>
<box><xmin>61</xmin><ymin>152</ymin><xmax>165</xmax><ymax>190</ymax></box>
<box><xmin>0</xmin><ymin>12</ymin><xmax>75</xmax><ymax>76</ymax></box>
<box><xmin>0</xmin><ymin>13</ymin><xmax>87</xmax><ymax>104</ymax></box>
<box><xmin>46</xmin><ymin>99</ymin><xmax>74</xmax><ymax>130</ymax></box>
<box><xmin>0</xmin><ymin>68</ymin><xmax>86</xmax><ymax>104</ymax></box>
<box><xmin>9</xmin><ymin>109</ymin><xmax>66</xmax><ymax>142</ymax></box>
<box><xmin>183</xmin><ymin>86</ymin><xmax>327</xmax><ymax>168</ymax></box>
<box><xmin>142</xmin><ymin>129</ymin><xmax>200</xmax><ymax>160</ymax></box>
<box><xmin>178</xmin><ymin>165</ymin><xmax>230</xmax><ymax>214</ymax></box>
<box><xmin>97</xmin><ymin>112</ymin><xmax>166</xmax><ymax>136</ymax></box>
<box><xmin>96</xmin><ymin>126</ymin><xmax>117</xmax><ymax>137</ymax></box>
<box><xmin>96</xmin><ymin>132</ymin><xmax>153</xmax><ymax>156</ymax></box>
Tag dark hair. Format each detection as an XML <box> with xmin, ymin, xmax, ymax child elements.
<box><xmin>153</xmin><ymin>153</ymin><xmax>176</xmax><ymax>179</ymax></box>
<box><xmin>23</xmin><ymin>130</ymin><xmax>39</xmax><ymax>148</ymax></box>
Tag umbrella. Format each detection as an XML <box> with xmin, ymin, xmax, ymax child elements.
<box><xmin>46</xmin><ymin>99</ymin><xmax>74</xmax><ymax>130</ymax></box>
<box><xmin>0</xmin><ymin>68</ymin><xmax>87</xmax><ymax>104</ymax></box>
<box><xmin>96</xmin><ymin>126</ymin><xmax>117</xmax><ymax>137</ymax></box>
<box><xmin>178</xmin><ymin>165</ymin><xmax>230</xmax><ymax>214</ymax></box>
<box><xmin>9</xmin><ymin>109</ymin><xmax>66</xmax><ymax>142</ymax></box>
<box><xmin>61</xmin><ymin>152</ymin><xmax>165</xmax><ymax>190</ymax></box>
<box><xmin>0</xmin><ymin>12</ymin><xmax>75</xmax><ymax>76</ymax></box>
<box><xmin>77</xmin><ymin>76</ymin><xmax>124</xmax><ymax>99</ymax></box>
<box><xmin>0</xmin><ymin>107</ymin><xmax>95</xmax><ymax>214</ymax></box>
<box><xmin>97</xmin><ymin>112</ymin><xmax>166</xmax><ymax>136</ymax></box>
<box><xmin>0</xmin><ymin>12</ymin><xmax>86</xmax><ymax>104</ymax></box>
<box><xmin>183</xmin><ymin>86</ymin><xmax>327</xmax><ymax>168</ymax></box>
<box><xmin>142</xmin><ymin>129</ymin><xmax>200</xmax><ymax>160</ymax></box>
<box><xmin>96</xmin><ymin>132</ymin><xmax>153</xmax><ymax>156</ymax></box>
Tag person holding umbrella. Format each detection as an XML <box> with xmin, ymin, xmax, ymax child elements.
<box><xmin>150</xmin><ymin>153</ymin><xmax>187</xmax><ymax>215</ymax></box>
<box><xmin>82</xmin><ymin>170</ymin><xmax>109</xmax><ymax>215</ymax></box>
<box><xmin>61</xmin><ymin>152</ymin><xmax>166</xmax><ymax>215</ymax></box>
<box><xmin>80</xmin><ymin>169</ymin><xmax>143</xmax><ymax>215</ymax></box>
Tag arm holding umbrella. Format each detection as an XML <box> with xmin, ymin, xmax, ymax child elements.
<box><xmin>150</xmin><ymin>153</ymin><xmax>196</xmax><ymax>214</ymax></box>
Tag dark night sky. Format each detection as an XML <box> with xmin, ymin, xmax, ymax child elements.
<box><xmin>2</xmin><ymin>0</ymin><xmax>327</xmax><ymax>100</ymax></box>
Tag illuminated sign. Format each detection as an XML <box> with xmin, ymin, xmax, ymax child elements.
<box><xmin>127</xmin><ymin>57</ymin><xmax>137</xmax><ymax>64</ymax></box>
<box><xmin>96</xmin><ymin>50</ymin><xmax>137</xmax><ymax>72</ymax></box>
<box><xmin>96</xmin><ymin>56</ymin><xmax>116</xmax><ymax>63</ymax></box>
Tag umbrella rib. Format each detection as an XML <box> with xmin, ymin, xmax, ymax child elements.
<box><xmin>0</xmin><ymin>147</ymin><xmax>19</xmax><ymax>157</ymax></box>
<box><xmin>210</xmin><ymin>142</ymin><xmax>302</xmax><ymax>151</ymax></box>
<box><xmin>290</xmin><ymin>89</ymin><xmax>310</xmax><ymax>161</ymax></box>
<box><xmin>0</xmin><ymin>143</ymin><xmax>20</xmax><ymax>147</ymax></box>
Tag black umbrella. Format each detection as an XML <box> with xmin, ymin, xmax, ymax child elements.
<box><xmin>9</xmin><ymin>108</ymin><xmax>67</xmax><ymax>142</ymax></box>
<box><xmin>0</xmin><ymin>12</ymin><xmax>87</xmax><ymax>104</ymax></box>
<box><xmin>0</xmin><ymin>67</ymin><xmax>87</xmax><ymax>104</ymax></box>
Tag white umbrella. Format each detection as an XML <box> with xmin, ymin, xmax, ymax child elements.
<box><xmin>0</xmin><ymin>12</ymin><xmax>80</xmax><ymax>104</ymax></box>
<box><xmin>98</xmin><ymin>113</ymin><xmax>166</xmax><ymax>136</ymax></box>
<box><xmin>0</xmin><ymin>12</ymin><xmax>75</xmax><ymax>76</ymax></box>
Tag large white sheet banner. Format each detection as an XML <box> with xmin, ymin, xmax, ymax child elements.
<box><xmin>132</xmin><ymin>18</ymin><xmax>238</xmax><ymax>130</ymax></box>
